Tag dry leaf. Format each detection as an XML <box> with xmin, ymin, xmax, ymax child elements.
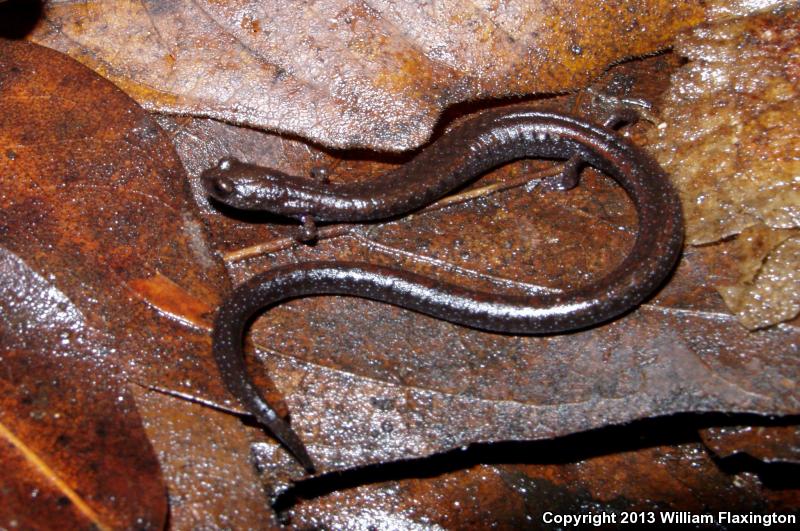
<box><xmin>30</xmin><ymin>0</ymin><xmax>706</xmax><ymax>150</ymax></box>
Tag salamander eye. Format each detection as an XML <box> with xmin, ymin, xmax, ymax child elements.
<box><xmin>218</xmin><ymin>157</ymin><xmax>235</xmax><ymax>171</ymax></box>
<box><xmin>212</xmin><ymin>176</ymin><xmax>235</xmax><ymax>196</ymax></box>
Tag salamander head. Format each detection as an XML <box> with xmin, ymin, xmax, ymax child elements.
<box><xmin>201</xmin><ymin>157</ymin><xmax>288</xmax><ymax>211</ymax></box>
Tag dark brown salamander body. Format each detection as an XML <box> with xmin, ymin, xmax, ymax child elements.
<box><xmin>206</xmin><ymin>109</ymin><xmax>684</xmax><ymax>473</ymax></box>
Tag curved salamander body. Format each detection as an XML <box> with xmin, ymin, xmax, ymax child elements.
<box><xmin>205</xmin><ymin>109</ymin><xmax>684</xmax><ymax>473</ymax></box>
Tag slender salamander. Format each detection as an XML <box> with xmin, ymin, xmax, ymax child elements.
<box><xmin>203</xmin><ymin>109</ymin><xmax>684</xmax><ymax>473</ymax></box>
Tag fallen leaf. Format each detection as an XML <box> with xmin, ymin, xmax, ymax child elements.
<box><xmin>4</xmin><ymin>1</ymin><xmax>798</xmax><ymax>525</ymax></box>
<box><xmin>647</xmin><ymin>7</ymin><xmax>800</xmax><ymax>327</ymax></box>
<box><xmin>0</xmin><ymin>38</ymin><xmax>284</xmax><ymax>417</ymax></box>
<box><xmin>30</xmin><ymin>0</ymin><xmax>706</xmax><ymax>150</ymax></box>
<box><xmin>132</xmin><ymin>386</ymin><xmax>283</xmax><ymax>530</ymax></box>
<box><xmin>0</xmin><ymin>38</ymin><xmax>291</xmax><ymax>526</ymax></box>
<box><xmin>0</xmin><ymin>248</ymin><xmax>165</xmax><ymax>529</ymax></box>
<box><xmin>164</xmin><ymin>99</ymin><xmax>799</xmax><ymax>476</ymax></box>
<box><xmin>716</xmin><ymin>226</ymin><xmax>800</xmax><ymax>329</ymax></box>
<box><xmin>700</xmin><ymin>423</ymin><xmax>800</xmax><ymax>464</ymax></box>
<box><xmin>0</xmin><ymin>434</ymin><xmax>105</xmax><ymax>530</ymax></box>
<box><xmin>649</xmin><ymin>7</ymin><xmax>800</xmax><ymax>245</ymax></box>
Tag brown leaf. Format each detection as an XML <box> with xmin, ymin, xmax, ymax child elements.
<box><xmin>0</xmin><ymin>248</ymin><xmax>165</xmax><ymax>529</ymax></box>
<box><xmin>132</xmin><ymin>386</ymin><xmax>283</xmax><ymax>530</ymax></box>
<box><xmin>5</xmin><ymin>4</ymin><xmax>795</xmax><ymax>525</ymax></box>
<box><xmin>0</xmin><ymin>38</ymin><xmax>301</xmax><ymax>526</ymax></box>
<box><xmin>647</xmin><ymin>8</ymin><xmax>800</xmax><ymax>328</ymax></box>
<box><xmin>128</xmin><ymin>272</ymin><xmax>216</xmax><ymax>331</ymax></box>
<box><xmin>701</xmin><ymin>423</ymin><xmax>800</xmax><ymax>464</ymax></box>
<box><xmin>286</xmin><ymin>429</ymin><xmax>800</xmax><ymax>527</ymax></box>
<box><xmin>0</xmin><ymin>435</ymin><xmax>101</xmax><ymax>530</ymax></box>
<box><xmin>152</xmin><ymin>49</ymin><xmax>799</xmax><ymax>527</ymax></box>
<box><xmin>30</xmin><ymin>0</ymin><xmax>706</xmax><ymax>150</ymax></box>
<box><xmin>649</xmin><ymin>7</ymin><xmax>800</xmax><ymax>245</ymax></box>
<box><xmin>716</xmin><ymin>226</ymin><xmax>800</xmax><ymax>329</ymax></box>
<box><xmin>0</xmin><ymin>38</ymin><xmax>285</xmax><ymax>415</ymax></box>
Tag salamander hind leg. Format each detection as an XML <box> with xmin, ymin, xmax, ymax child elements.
<box><xmin>602</xmin><ymin>107</ymin><xmax>641</xmax><ymax>129</ymax></box>
<box><xmin>543</xmin><ymin>154</ymin><xmax>583</xmax><ymax>191</ymax></box>
<box><xmin>541</xmin><ymin>108</ymin><xmax>643</xmax><ymax>192</ymax></box>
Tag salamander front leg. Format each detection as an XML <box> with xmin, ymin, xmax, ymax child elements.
<box><xmin>310</xmin><ymin>166</ymin><xmax>330</xmax><ymax>184</ymax></box>
<box><xmin>296</xmin><ymin>214</ymin><xmax>318</xmax><ymax>242</ymax></box>
<box><xmin>292</xmin><ymin>167</ymin><xmax>328</xmax><ymax>242</ymax></box>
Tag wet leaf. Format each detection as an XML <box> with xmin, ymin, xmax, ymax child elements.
<box><xmin>4</xmin><ymin>1</ymin><xmax>798</xmax><ymax>525</ymax></box>
<box><xmin>0</xmin><ymin>248</ymin><xmax>165</xmax><ymax>529</ymax></box>
<box><xmin>30</xmin><ymin>0</ymin><xmax>706</xmax><ymax>151</ymax></box>
<box><xmin>716</xmin><ymin>225</ymin><xmax>800</xmax><ymax>329</ymax></box>
<box><xmin>0</xmin><ymin>37</ymin><xmax>287</xmax><ymax>418</ymax></box>
<box><xmin>132</xmin><ymin>386</ymin><xmax>282</xmax><ymax>530</ymax></box>
<box><xmin>647</xmin><ymin>7</ymin><xmax>800</xmax><ymax>328</ymax></box>
<box><xmin>0</xmin><ymin>38</ymin><xmax>292</xmax><ymax>527</ymax></box>
<box><xmin>285</xmin><ymin>425</ymin><xmax>800</xmax><ymax>527</ymax></box>
<box><xmin>151</xmin><ymin>23</ymin><xmax>800</xmax><ymax>517</ymax></box>
<box><xmin>700</xmin><ymin>423</ymin><xmax>800</xmax><ymax>464</ymax></box>
<box><xmin>0</xmin><ymin>433</ymin><xmax>103</xmax><ymax>530</ymax></box>
<box><xmin>649</xmin><ymin>7</ymin><xmax>800</xmax><ymax>245</ymax></box>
